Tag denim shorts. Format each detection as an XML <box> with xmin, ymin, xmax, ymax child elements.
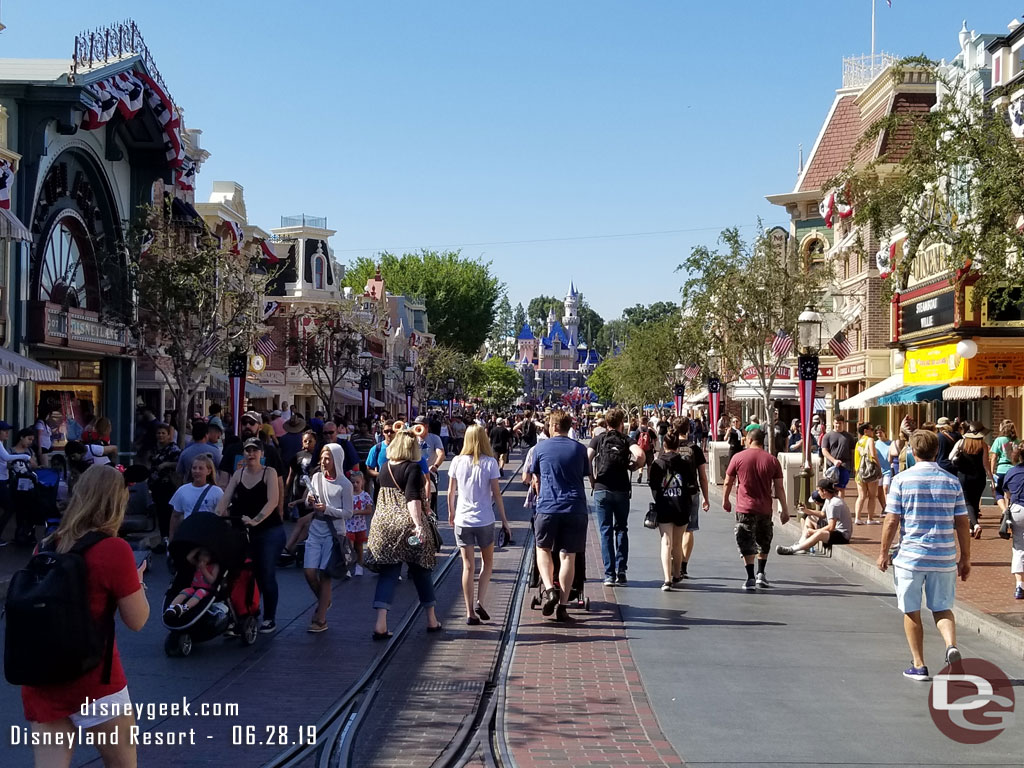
<box><xmin>894</xmin><ymin>567</ymin><xmax>956</xmax><ymax>613</ymax></box>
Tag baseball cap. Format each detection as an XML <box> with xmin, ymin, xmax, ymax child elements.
<box><xmin>242</xmin><ymin>437</ymin><xmax>263</xmax><ymax>450</ymax></box>
<box><xmin>811</xmin><ymin>414</ymin><xmax>820</xmax><ymax>422</ymax></box>
<box><xmin>808</xmin><ymin>490</ymin><xmax>824</xmax><ymax>505</ymax></box>
<box><xmin>271</xmin><ymin>409</ymin><xmax>282</xmax><ymax>418</ymax></box>
<box><xmin>0</xmin><ymin>421</ymin><xmax>12</xmax><ymax>431</ymax></box>
<box><xmin>241</xmin><ymin>411</ymin><xmax>262</xmax><ymax>424</ymax></box>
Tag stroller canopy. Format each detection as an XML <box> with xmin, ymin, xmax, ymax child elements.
<box><xmin>169</xmin><ymin>512</ymin><xmax>247</xmax><ymax>573</ymax></box>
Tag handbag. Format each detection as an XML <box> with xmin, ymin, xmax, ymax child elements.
<box><xmin>856</xmin><ymin>440</ymin><xmax>882</xmax><ymax>483</ymax></box>
<box><xmin>188</xmin><ymin>484</ymin><xmax>213</xmax><ymax>518</ymax></box>
<box><xmin>326</xmin><ymin>528</ymin><xmax>357</xmax><ymax>579</ymax></box>
<box><xmin>644</xmin><ymin>502</ymin><xmax>659</xmax><ymax>530</ymax></box>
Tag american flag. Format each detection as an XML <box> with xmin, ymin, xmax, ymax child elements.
<box><xmin>828</xmin><ymin>331</ymin><xmax>853</xmax><ymax>360</ymax></box>
<box><xmin>254</xmin><ymin>333</ymin><xmax>277</xmax><ymax>358</ymax></box>
<box><xmin>684</xmin><ymin>363</ymin><xmax>701</xmax><ymax>379</ymax></box>
<box><xmin>198</xmin><ymin>335</ymin><xmax>222</xmax><ymax>357</ymax></box>
<box><xmin>770</xmin><ymin>329</ymin><xmax>794</xmax><ymax>359</ymax></box>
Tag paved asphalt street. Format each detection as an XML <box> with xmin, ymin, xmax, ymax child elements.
<box><xmin>609</xmin><ymin>483</ymin><xmax>1024</xmax><ymax>767</ymax></box>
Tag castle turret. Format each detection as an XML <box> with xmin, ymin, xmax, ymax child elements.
<box><xmin>547</xmin><ymin>306</ymin><xmax>557</xmax><ymax>336</ymax></box>
<box><xmin>563</xmin><ymin>282</ymin><xmax>580</xmax><ymax>348</ymax></box>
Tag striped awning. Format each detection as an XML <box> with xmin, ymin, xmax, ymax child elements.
<box><xmin>878</xmin><ymin>383</ymin><xmax>947</xmax><ymax>405</ymax></box>
<box><xmin>0</xmin><ymin>208</ymin><xmax>31</xmax><ymax>242</ymax></box>
<box><xmin>685</xmin><ymin>389</ymin><xmax>708</xmax><ymax>404</ymax></box>
<box><xmin>943</xmin><ymin>385</ymin><xmax>1024</xmax><ymax>401</ymax></box>
<box><xmin>0</xmin><ymin>346</ymin><xmax>60</xmax><ymax>382</ymax></box>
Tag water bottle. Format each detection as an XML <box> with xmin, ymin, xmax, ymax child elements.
<box><xmin>407</xmin><ymin>533</ymin><xmax>422</xmax><ymax>547</ymax></box>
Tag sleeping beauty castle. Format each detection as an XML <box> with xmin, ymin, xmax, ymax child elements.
<box><xmin>513</xmin><ymin>283</ymin><xmax>600</xmax><ymax>403</ymax></box>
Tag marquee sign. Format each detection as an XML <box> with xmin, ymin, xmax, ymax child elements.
<box><xmin>904</xmin><ymin>343</ymin><xmax>965</xmax><ymax>385</ymax></box>
<box><xmin>901</xmin><ymin>290</ymin><xmax>955</xmax><ymax>337</ymax></box>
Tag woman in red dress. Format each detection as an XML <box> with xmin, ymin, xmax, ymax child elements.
<box><xmin>21</xmin><ymin>464</ymin><xmax>150</xmax><ymax>767</ymax></box>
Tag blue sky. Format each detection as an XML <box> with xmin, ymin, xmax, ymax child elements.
<box><xmin>1</xmin><ymin>2</ymin><xmax>1017</xmax><ymax>322</ymax></box>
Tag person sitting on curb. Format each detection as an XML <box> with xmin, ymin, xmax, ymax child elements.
<box><xmin>777</xmin><ymin>478</ymin><xmax>852</xmax><ymax>555</ymax></box>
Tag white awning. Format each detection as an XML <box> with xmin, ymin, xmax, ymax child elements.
<box><xmin>685</xmin><ymin>389</ymin><xmax>708</xmax><ymax>404</ymax></box>
<box><xmin>208</xmin><ymin>373</ymin><xmax>276</xmax><ymax>398</ymax></box>
<box><xmin>334</xmin><ymin>386</ymin><xmax>384</xmax><ymax>407</ymax></box>
<box><xmin>837</xmin><ymin>372</ymin><xmax>903</xmax><ymax>410</ymax></box>
<box><xmin>0</xmin><ymin>208</ymin><xmax>31</xmax><ymax>242</ymax></box>
<box><xmin>728</xmin><ymin>382</ymin><xmax>825</xmax><ymax>402</ymax></box>
<box><xmin>943</xmin><ymin>385</ymin><xmax>1024</xmax><ymax>401</ymax></box>
<box><xmin>0</xmin><ymin>346</ymin><xmax>60</xmax><ymax>382</ymax></box>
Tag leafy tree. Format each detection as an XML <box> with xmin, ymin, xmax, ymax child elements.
<box><xmin>344</xmin><ymin>250</ymin><xmax>501</xmax><ymax>354</ymax></box>
<box><xmin>621</xmin><ymin>301</ymin><xmax>679</xmax><ymax>328</ymax></box>
<box><xmin>596</xmin><ymin>318</ymin><xmax>629</xmax><ymax>356</ymax></box>
<box><xmin>586</xmin><ymin>358</ymin><xmax>619</xmax><ymax>403</ymax></box>
<box><xmin>831</xmin><ymin>57</ymin><xmax>1024</xmax><ymax>304</ymax></box>
<box><xmin>469</xmin><ymin>356</ymin><xmax>523</xmax><ymax>410</ymax></box>
<box><xmin>488</xmin><ymin>295</ymin><xmax>515</xmax><ymax>359</ymax></box>
<box><xmin>512</xmin><ymin>302</ymin><xmax>528</xmax><ymax>336</ymax></box>
<box><xmin>605</xmin><ymin>319</ymin><xmax>682</xmax><ymax>409</ymax></box>
<box><xmin>285</xmin><ymin>301</ymin><xmax>373</xmax><ymax>414</ymax></box>
<box><xmin>101</xmin><ymin>203</ymin><xmax>271</xmax><ymax>445</ymax></box>
<box><xmin>677</xmin><ymin>226</ymin><xmax>831</xmax><ymax>432</ymax></box>
<box><xmin>417</xmin><ymin>344</ymin><xmax>480</xmax><ymax>400</ymax></box>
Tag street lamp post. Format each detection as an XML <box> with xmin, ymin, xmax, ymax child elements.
<box><xmin>534</xmin><ymin>371</ymin><xmax>542</xmax><ymax>403</ymax></box>
<box><xmin>446</xmin><ymin>377</ymin><xmax>456</xmax><ymax>419</ymax></box>
<box><xmin>707</xmin><ymin>348</ymin><xmax>722</xmax><ymax>442</ymax></box>
<box><xmin>797</xmin><ymin>304</ymin><xmax>823</xmax><ymax>510</ymax></box>
<box><xmin>358</xmin><ymin>351</ymin><xmax>374</xmax><ymax>419</ymax></box>
<box><xmin>404</xmin><ymin>365</ymin><xmax>416</xmax><ymax>421</ymax></box>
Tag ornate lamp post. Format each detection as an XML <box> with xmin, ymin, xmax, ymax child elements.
<box><xmin>534</xmin><ymin>371</ymin><xmax>542</xmax><ymax>403</ymax></box>
<box><xmin>404</xmin><ymin>365</ymin><xmax>416</xmax><ymax>421</ymax></box>
<box><xmin>797</xmin><ymin>304</ymin><xmax>823</xmax><ymax>509</ymax></box>
<box><xmin>358</xmin><ymin>351</ymin><xmax>373</xmax><ymax>419</ymax></box>
<box><xmin>446</xmin><ymin>377</ymin><xmax>456</xmax><ymax>419</ymax></box>
<box><xmin>672</xmin><ymin>362</ymin><xmax>685</xmax><ymax>417</ymax></box>
<box><xmin>707</xmin><ymin>347</ymin><xmax>722</xmax><ymax>442</ymax></box>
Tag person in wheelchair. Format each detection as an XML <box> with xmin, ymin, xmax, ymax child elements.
<box><xmin>777</xmin><ymin>478</ymin><xmax>852</xmax><ymax>555</ymax></box>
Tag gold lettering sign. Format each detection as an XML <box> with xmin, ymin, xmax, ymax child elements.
<box><xmin>906</xmin><ymin>243</ymin><xmax>952</xmax><ymax>290</ymax></box>
<box><xmin>904</xmin><ymin>342</ymin><xmax>966</xmax><ymax>385</ymax></box>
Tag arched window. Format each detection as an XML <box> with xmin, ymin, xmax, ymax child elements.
<box><xmin>40</xmin><ymin>212</ymin><xmax>91</xmax><ymax>308</ymax></box>
<box><xmin>313</xmin><ymin>255</ymin><xmax>325</xmax><ymax>290</ymax></box>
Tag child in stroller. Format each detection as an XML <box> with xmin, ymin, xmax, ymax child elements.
<box><xmin>164</xmin><ymin>547</ymin><xmax>220</xmax><ymax>618</ymax></box>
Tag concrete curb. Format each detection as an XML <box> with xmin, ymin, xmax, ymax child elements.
<box><xmin>709</xmin><ymin>485</ymin><xmax>1024</xmax><ymax>661</ymax></box>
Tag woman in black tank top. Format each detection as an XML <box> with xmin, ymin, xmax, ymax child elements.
<box><xmin>217</xmin><ymin>439</ymin><xmax>282</xmax><ymax>633</ymax></box>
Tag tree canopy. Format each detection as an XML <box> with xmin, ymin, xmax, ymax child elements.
<box><xmin>621</xmin><ymin>301</ymin><xmax>679</xmax><ymax>329</ymax></box>
<box><xmin>344</xmin><ymin>250</ymin><xmax>502</xmax><ymax>354</ymax></box>
<box><xmin>469</xmin><ymin>356</ymin><xmax>524</xmax><ymax>410</ymax></box>
<box><xmin>831</xmin><ymin>57</ymin><xmax>1024</xmax><ymax>305</ymax></box>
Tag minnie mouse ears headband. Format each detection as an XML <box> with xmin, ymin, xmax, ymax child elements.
<box><xmin>390</xmin><ymin>420</ymin><xmax>428</xmax><ymax>439</ymax></box>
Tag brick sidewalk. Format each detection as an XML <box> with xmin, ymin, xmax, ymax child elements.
<box><xmin>503</xmin><ymin>524</ymin><xmax>684</xmax><ymax>768</ymax></box>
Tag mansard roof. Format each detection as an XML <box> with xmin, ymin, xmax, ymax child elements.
<box><xmin>516</xmin><ymin>323</ymin><xmax>535</xmax><ymax>341</ymax></box>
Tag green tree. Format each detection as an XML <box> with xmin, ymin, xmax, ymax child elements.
<box><xmin>596</xmin><ymin>318</ymin><xmax>629</xmax><ymax>355</ymax></box>
<box><xmin>101</xmin><ymin>203</ymin><xmax>272</xmax><ymax>445</ymax></box>
<box><xmin>417</xmin><ymin>344</ymin><xmax>480</xmax><ymax>400</ymax></box>
<box><xmin>605</xmin><ymin>319</ymin><xmax>682</xmax><ymax>409</ymax></box>
<box><xmin>344</xmin><ymin>250</ymin><xmax>501</xmax><ymax>354</ymax></box>
<box><xmin>512</xmin><ymin>302</ymin><xmax>528</xmax><ymax>336</ymax></box>
<box><xmin>488</xmin><ymin>295</ymin><xmax>515</xmax><ymax>359</ymax></box>
<box><xmin>586</xmin><ymin>358</ymin><xmax>619</xmax><ymax>403</ymax></box>
<box><xmin>469</xmin><ymin>356</ymin><xmax>524</xmax><ymax>410</ymax></box>
<box><xmin>621</xmin><ymin>301</ymin><xmax>679</xmax><ymax>328</ymax></box>
<box><xmin>831</xmin><ymin>57</ymin><xmax>1024</xmax><ymax>304</ymax></box>
<box><xmin>677</xmin><ymin>225</ymin><xmax>831</xmax><ymax>432</ymax></box>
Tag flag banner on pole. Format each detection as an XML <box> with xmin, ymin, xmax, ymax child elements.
<box><xmin>707</xmin><ymin>377</ymin><xmax>721</xmax><ymax>442</ymax></box>
<box><xmin>828</xmin><ymin>331</ymin><xmax>853</xmax><ymax>360</ymax></box>
<box><xmin>684</xmin><ymin>363</ymin><xmax>701</xmax><ymax>380</ymax></box>
<box><xmin>363</xmin><ymin>387</ymin><xmax>371</xmax><ymax>419</ymax></box>
<box><xmin>228</xmin><ymin>353</ymin><xmax>248</xmax><ymax>437</ymax></box>
<box><xmin>798</xmin><ymin>356</ymin><xmax>819</xmax><ymax>471</ymax></box>
<box><xmin>770</xmin><ymin>329</ymin><xmax>794</xmax><ymax>359</ymax></box>
<box><xmin>198</xmin><ymin>335</ymin><xmax>222</xmax><ymax>357</ymax></box>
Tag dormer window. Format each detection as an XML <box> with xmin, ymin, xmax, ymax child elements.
<box><xmin>313</xmin><ymin>255</ymin><xmax>325</xmax><ymax>290</ymax></box>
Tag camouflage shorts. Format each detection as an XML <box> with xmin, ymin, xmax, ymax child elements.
<box><xmin>735</xmin><ymin>513</ymin><xmax>773</xmax><ymax>556</ymax></box>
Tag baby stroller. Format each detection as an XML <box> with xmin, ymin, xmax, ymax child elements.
<box><xmin>528</xmin><ymin>515</ymin><xmax>590</xmax><ymax>612</ymax></box>
<box><xmin>162</xmin><ymin>514</ymin><xmax>261</xmax><ymax>657</ymax></box>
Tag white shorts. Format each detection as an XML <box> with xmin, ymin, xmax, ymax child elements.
<box><xmin>69</xmin><ymin>686</ymin><xmax>131</xmax><ymax>728</ymax></box>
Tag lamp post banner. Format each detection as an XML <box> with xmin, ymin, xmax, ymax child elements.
<box><xmin>360</xmin><ymin>374</ymin><xmax>371</xmax><ymax>419</ymax></box>
<box><xmin>707</xmin><ymin>376</ymin><xmax>721</xmax><ymax>441</ymax></box>
<box><xmin>673</xmin><ymin>383</ymin><xmax>685</xmax><ymax>417</ymax></box>
<box><xmin>406</xmin><ymin>385</ymin><xmax>414</xmax><ymax>421</ymax></box>
<box><xmin>798</xmin><ymin>355</ymin><xmax>819</xmax><ymax>469</ymax></box>
<box><xmin>227</xmin><ymin>352</ymin><xmax>248</xmax><ymax>437</ymax></box>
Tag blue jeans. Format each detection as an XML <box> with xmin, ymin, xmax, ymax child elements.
<box><xmin>250</xmin><ymin>524</ymin><xmax>286</xmax><ymax>622</ymax></box>
<box><xmin>373</xmin><ymin>562</ymin><xmax>436</xmax><ymax>610</ymax></box>
<box><xmin>594</xmin><ymin>490</ymin><xmax>631</xmax><ymax>579</ymax></box>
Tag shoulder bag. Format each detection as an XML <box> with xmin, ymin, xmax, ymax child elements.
<box><xmin>189</xmin><ymin>484</ymin><xmax>213</xmax><ymax>518</ymax></box>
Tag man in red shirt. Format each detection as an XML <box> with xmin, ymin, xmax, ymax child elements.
<box><xmin>722</xmin><ymin>428</ymin><xmax>791</xmax><ymax>590</ymax></box>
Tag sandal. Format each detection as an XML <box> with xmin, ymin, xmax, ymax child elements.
<box><xmin>372</xmin><ymin>630</ymin><xmax>393</xmax><ymax>641</ymax></box>
<box><xmin>427</xmin><ymin>622</ymin><xmax>444</xmax><ymax>633</ymax></box>
<box><xmin>308</xmin><ymin>619</ymin><xmax>328</xmax><ymax>633</ymax></box>
<box><xmin>973</xmin><ymin>525</ymin><xmax>983</xmax><ymax>539</ymax></box>
<box><xmin>475</xmin><ymin>603</ymin><xmax>490</xmax><ymax>621</ymax></box>
<box><xmin>466</xmin><ymin>616</ymin><xmax>481</xmax><ymax>626</ymax></box>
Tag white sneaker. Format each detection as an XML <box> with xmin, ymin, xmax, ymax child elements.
<box><xmin>354</xmin><ymin>564</ymin><xmax>364</xmax><ymax>577</ymax></box>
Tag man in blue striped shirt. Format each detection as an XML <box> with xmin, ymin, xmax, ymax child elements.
<box><xmin>878</xmin><ymin>430</ymin><xmax>971</xmax><ymax>681</ymax></box>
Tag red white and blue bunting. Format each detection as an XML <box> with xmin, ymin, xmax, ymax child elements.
<box><xmin>223</xmin><ymin>221</ymin><xmax>244</xmax><ymax>254</ymax></box>
<box><xmin>78</xmin><ymin>69</ymin><xmax>184</xmax><ymax>169</ymax></box>
<box><xmin>818</xmin><ymin>187</ymin><xmax>853</xmax><ymax>229</ymax></box>
<box><xmin>175</xmin><ymin>159</ymin><xmax>197</xmax><ymax>191</ymax></box>
<box><xmin>875</xmin><ymin>241</ymin><xmax>896</xmax><ymax>278</ymax></box>
<box><xmin>1009</xmin><ymin>97</ymin><xmax>1024</xmax><ymax>139</ymax></box>
<box><xmin>0</xmin><ymin>160</ymin><xmax>13</xmax><ymax>210</ymax></box>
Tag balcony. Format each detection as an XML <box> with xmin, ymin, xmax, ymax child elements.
<box><xmin>842</xmin><ymin>52</ymin><xmax>898</xmax><ymax>89</ymax></box>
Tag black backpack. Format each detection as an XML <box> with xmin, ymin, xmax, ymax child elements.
<box><xmin>4</xmin><ymin>531</ymin><xmax>115</xmax><ymax>686</ymax></box>
<box><xmin>592</xmin><ymin>430</ymin><xmax>631</xmax><ymax>480</ymax></box>
<box><xmin>523</xmin><ymin>420</ymin><xmax>537</xmax><ymax>447</ymax></box>
<box><xmin>657</xmin><ymin>448</ymin><xmax>699</xmax><ymax>498</ymax></box>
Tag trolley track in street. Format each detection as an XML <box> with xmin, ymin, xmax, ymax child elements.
<box><xmin>262</xmin><ymin>452</ymin><xmax>531</xmax><ymax>768</ymax></box>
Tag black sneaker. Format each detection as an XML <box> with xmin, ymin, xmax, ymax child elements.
<box><xmin>616</xmin><ymin>572</ymin><xmax>628</xmax><ymax>585</ymax></box>
<box><xmin>259</xmin><ymin>620</ymin><xmax>277</xmax><ymax>634</ymax></box>
<box><xmin>541</xmin><ymin>587</ymin><xmax>561</xmax><ymax>616</ymax></box>
<box><xmin>554</xmin><ymin>605</ymin><xmax>575</xmax><ymax>623</ymax></box>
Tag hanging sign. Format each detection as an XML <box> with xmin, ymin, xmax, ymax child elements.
<box><xmin>904</xmin><ymin>343</ymin><xmax>965</xmax><ymax>385</ymax></box>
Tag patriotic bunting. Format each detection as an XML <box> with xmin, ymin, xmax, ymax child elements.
<box><xmin>254</xmin><ymin>333</ymin><xmax>277</xmax><ymax>358</ymax></box>
<box><xmin>262</xmin><ymin>301</ymin><xmax>280</xmax><ymax>321</ymax></box>
<box><xmin>876</xmin><ymin>241</ymin><xmax>895</xmax><ymax>278</ymax></box>
<box><xmin>818</xmin><ymin>187</ymin><xmax>853</xmax><ymax>229</ymax></box>
<box><xmin>770</xmin><ymin>329</ymin><xmax>794</xmax><ymax>359</ymax></box>
<box><xmin>224</xmin><ymin>221</ymin><xmax>244</xmax><ymax>254</ymax></box>
<box><xmin>175</xmin><ymin>159</ymin><xmax>197</xmax><ymax>191</ymax></box>
<box><xmin>828</xmin><ymin>331</ymin><xmax>853</xmax><ymax>360</ymax></box>
<box><xmin>140</xmin><ymin>228</ymin><xmax>155</xmax><ymax>255</ymax></box>
<box><xmin>1010</xmin><ymin>97</ymin><xmax>1024</xmax><ymax>139</ymax></box>
<box><xmin>260</xmin><ymin>240</ymin><xmax>280</xmax><ymax>264</ymax></box>
<box><xmin>0</xmin><ymin>160</ymin><xmax>13</xmax><ymax>210</ymax></box>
